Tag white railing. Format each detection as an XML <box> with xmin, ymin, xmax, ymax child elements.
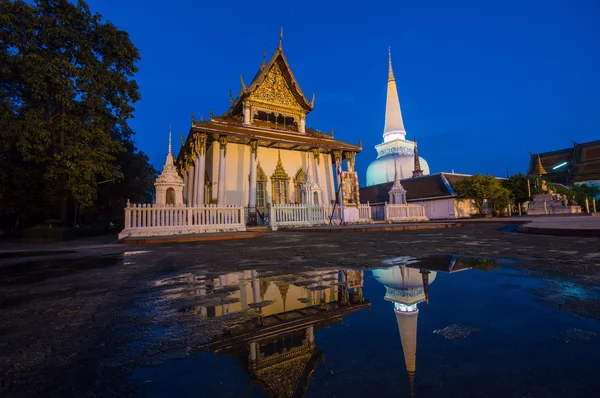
<box><xmin>270</xmin><ymin>204</ymin><xmax>375</xmax><ymax>230</ymax></box>
<box><xmin>271</xmin><ymin>204</ymin><xmax>344</xmax><ymax>230</ymax></box>
<box><xmin>359</xmin><ymin>203</ymin><xmax>372</xmax><ymax>222</ymax></box>
<box><xmin>119</xmin><ymin>203</ymin><xmax>245</xmax><ymax>239</ymax></box>
<box><xmin>384</xmin><ymin>203</ymin><xmax>428</xmax><ymax>222</ymax></box>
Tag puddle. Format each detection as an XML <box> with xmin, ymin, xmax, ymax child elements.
<box><xmin>129</xmin><ymin>255</ymin><xmax>600</xmax><ymax>397</ymax></box>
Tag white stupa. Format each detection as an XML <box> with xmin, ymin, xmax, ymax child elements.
<box><xmin>365</xmin><ymin>49</ymin><xmax>430</xmax><ymax>186</ymax></box>
<box><xmin>373</xmin><ymin>264</ymin><xmax>437</xmax><ymax>397</ymax></box>
<box><xmin>154</xmin><ymin>129</ymin><xmax>184</xmax><ymax>206</ymax></box>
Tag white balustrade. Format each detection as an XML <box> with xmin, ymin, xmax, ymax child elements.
<box><xmin>119</xmin><ymin>203</ymin><xmax>246</xmax><ymax>239</ymax></box>
<box><xmin>359</xmin><ymin>203</ymin><xmax>372</xmax><ymax>222</ymax></box>
<box><xmin>384</xmin><ymin>203</ymin><xmax>428</xmax><ymax>222</ymax></box>
<box><xmin>270</xmin><ymin>204</ymin><xmax>344</xmax><ymax>230</ymax></box>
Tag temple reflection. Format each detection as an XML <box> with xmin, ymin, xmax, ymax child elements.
<box><xmin>193</xmin><ymin>269</ymin><xmax>369</xmax><ymax>397</ymax></box>
<box><xmin>373</xmin><ymin>255</ymin><xmax>497</xmax><ymax>397</ymax></box>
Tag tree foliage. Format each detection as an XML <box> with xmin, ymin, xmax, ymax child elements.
<box><xmin>502</xmin><ymin>173</ymin><xmax>529</xmax><ymax>204</ymax></box>
<box><xmin>0</xmin><ymin>0</ymin><xmax>155</xmax><ymax>234</ymax></box>
<box><xmin>454</xmin><ymin>174</ymin><xmax>512</xmax><ymax>215</ymax></box>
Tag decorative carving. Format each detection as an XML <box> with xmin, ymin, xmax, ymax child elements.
<box><xmin>249</xmin><ymin>139</ymin><xmax>259</xmax><ymax>159</ymax></box>
<box><xmin>311</xmin><ymin>148</ymin><xmax>321</xmax><ymax>165</ymax></box>
<box><xmin>257</xmin><ymin>162</ymin><xmax>268</xmax><ymax>182</ymax></box>
<box><xmin>209</xmin><ymin>109</ymin><xmax>214</xmax><ymax>119</ymax></box>
<box><xmin>240</xmin><ymin>74</ymin><xmax>246</xmax><ymax>93</ymax></box>
<box><xmin>219</xmin><ymin>135</ymin><xmax>228</xmax><ymax>157</ymax></box>
<box><xmin>271</xmin><ymin>152</ymin><xmax>290</xmax><ymax>180</ymax></box>
<box><xmin>293</xmin><ymin>167</ymin><xmax>306</xmax><ymax>185</ymax></box>
<box><xmin>191</xmin><ymin>112</ymin><xmax>195</xmax><ymax>125</ymax></box>
<box><xmin>345</xmin><ymin>152</ymin><xmax>356</xmax><ymax>171</ymax></box>
<box><xmin>333</xmin><ymin>150</ymin><xmax>343</xmax><ymax>164</ymax></box>
<box><xmin>249</xmin><ymin>63</ymin><xmax>303</xmax><ymax>111</ymax></box>
<box><xmin>194</xmin><ymin>133</ymin><xmax>207</xmax><ymax>154</ymax></box>
<box><xmin>229</xmin><ymin>90</ymin><xmax>234</xmax><ymax>106</ymax></box>
<box><xmin>311</xmin><ymin>93</ymin><xmax>315</xmax><ymax>107</ymax></box>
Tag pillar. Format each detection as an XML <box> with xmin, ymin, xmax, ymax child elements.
<box><xmin>188</xmin><ymin>164</ymin><xmax>195</xmax><ymax>208</ymax></box>
<box><xmin>243</xmin><ymin>105</ymin><xmax>251</xmax><ymax>124</ymax></box>
<box><xmin>248</xmin><ymin>140</ymin><xmax>258</xmax><ymax>225</ymax></box>
<box><xmin>251</xmin><ymin>270</ymin><xmax>260</xmax><ymax>303</ymax></box>
<box><xmin>300</xmin><ymin>116</ymin><xmax>306</xmax><ymax>133</ymax></box>
<box><xmin>307</xmin><ymin>326</ymin><xmax>315</xmax><ymax>347</ymax></box>
<box><xmin>333</xmin><ymin>150</ymin><xmax>343</xmax><ymax>206</ymax></box>
<box><xmin>195</xmin><ymin>134</ymin><xmax>207</xmax><ymax>206</ymax></box>
<box><xmin>183</xmin><ymin>171</ymin><xmax>189</xmax><ymax>205</ymax></box>
<box><xmin>217</xmin><ymin>135</ymin><xmax>227</xmax><ymax>206</ymax></box>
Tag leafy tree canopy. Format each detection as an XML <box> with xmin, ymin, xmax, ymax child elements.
<box><xmin>0</xmin><ymin>0</ymin><xmax>155</xmax><ymax>234</ymax></box>
<box><xmin>454</xmin><ymin>174</ymin><xmax>512</xmax><ymax>215</ymax></box>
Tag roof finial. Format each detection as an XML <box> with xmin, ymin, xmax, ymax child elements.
<box><xmin>168</xmin><ymin>126</ymin><xmax>172</xmax><ymax>154</ymax></box>
<box><xmin>261</xmin><ymin>44</ymin><xmax>267</xmax><ymax>68</ymax></box>
<box><xmin>191</xmin><ymin>112</ymin><xmax>195</xmax><ymax>125</ymax></box>
<box><xmin>278</xmin><ymin>25</ymin><xmax>283</xmax><ymax>49</ymax></box>
<box><xmin>388</xmin><ymin>46</ymin><xmax>395</xmax><ymax>82</ymax></box>
<box><xmin>240</xmin><ymin>74</ymin><xmax>246</xmax><ymax>93</ymax></box>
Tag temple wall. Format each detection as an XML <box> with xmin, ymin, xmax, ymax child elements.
<box><xmin>202</xmin><ymin>143</ymin><xmax>334</xmax><ymax>206</ymax></box>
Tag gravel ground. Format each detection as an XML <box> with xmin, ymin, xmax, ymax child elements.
<box><xmin>1</xmin><ymin>223</ymin><xmax>599</xmax><ymax>397</ymax></box>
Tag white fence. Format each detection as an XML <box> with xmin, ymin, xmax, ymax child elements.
<box><xmin>270</xmin><ymin>204</ymin><xmax>373</xmax><ymax>230</ymax></box>
<box><xmin>119</xmin><ymin>203</ymin><xmax>245</xmax><ymax>239</ymax></box>
<box><xmin>384</xmin><ymin>203</ymin><xmax>428</xmax><ymax>222</ymax></box>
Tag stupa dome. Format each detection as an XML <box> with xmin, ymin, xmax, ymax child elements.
<box><xmin>366</xmin><ymin>153</ymin><xmax>430</xmax><ymax>186</ymax></box>
<box><xmin>373</xmin><ymin>266</ymin><xmax>437</xmax><ymax>290</ymax></box>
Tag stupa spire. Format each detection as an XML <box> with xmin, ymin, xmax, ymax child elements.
<box><xmin>384</xmin><ymin>47</ymin><xmax>406</xmax><ymax>143</ymax></box>
<box><xmin>168</xmin><ymin>126</ymin><xmax>172</xmax><ymax>155</ymax></box>
<box><xmin>412</xmin><ymin>136</ymin><xmax>423</xmax><ymax>178</ymax></box>
<box><xmin>395</xmin><ymin>307</ymin><xmax>418</xmax><ymax>398</ymax></box>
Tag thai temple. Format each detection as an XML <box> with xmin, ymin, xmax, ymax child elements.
<box><xmin>174</xmin><ymin>32</ymin><xmax>361</xmax><ymax>222</ymax></box>
<box><xmin>365</xmin><ymin>49</ymin><xmax>430</xmax><ymax>186</ymax></box>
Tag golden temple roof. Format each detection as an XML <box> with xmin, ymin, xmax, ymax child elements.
<box><xmin>225</xmin><ymin>41</ymin><xmax>314</xmax><ymax>118</ymax></box>
<box><xmin>531</xmin><ymin>154</ymin><xmax>547</xmax><ymax>176</ymax></box>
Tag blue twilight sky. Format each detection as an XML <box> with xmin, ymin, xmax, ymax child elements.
<box><xmin>86</xmin><ymin>0</ymin><xmax>600</xmax><ymax>181</ymax></box>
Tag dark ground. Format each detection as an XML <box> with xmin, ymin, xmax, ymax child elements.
<box><xmin>0</xmin><ymin>223</ymin><xmax>599</xmax><ymax>397</ymax></box>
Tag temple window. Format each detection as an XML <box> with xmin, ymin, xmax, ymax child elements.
<box><xmin>293</xmin><ymin>168</ymin><xmax>306</xmax><ymax>204</ymax></box>
<box><xmin>166</xmin><ymin>188</ymin><xmax>175</xmax><ymax>205</ymax></box>
<box><xmin>271</xmin><ymin>153</ymin><xmax>290</xmax><ymax>205</ymax></box>
<box><xmin>313</xmin><ymin>191</ymin><xmax>319</xmax><ymax>205</ymax></box>
<box><xmin>256</xmin><ymin>164</ymin><xmax>268</xmax><ymax>207</ymax></box>
<box><xmin>272</xmin><ymin>180</ymin><xmax>288</xmax><ymax>205</ymax></box>
<box><xmin>252</xmin><ymin>110</ymin><xmax>298</xmax><ymax>131</ymax></box>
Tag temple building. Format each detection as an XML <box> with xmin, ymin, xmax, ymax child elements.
<box><xmin>528</xmin><ymin>140</ymin><xmax>600</xmax><ymax>185</ymax></box>
<box><xmin>365</xmin><ymin>49</ymin><xmax>430</xmax><ymax>186</ymax></box>
<box><xmin>191</xmin><ymin>269</ymin><xmax>369</xmax><ymax>397</ymax></box>
<box><xmin>176</xmin><ymin>33</ymin><xmax>361</xmax><ymax>224</ymax></box>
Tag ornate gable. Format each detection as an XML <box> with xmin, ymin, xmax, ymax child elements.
<box><xmin>249</xmin><ymin>61</ymin><xmax>303</xmax><ymax>111</ymax></box>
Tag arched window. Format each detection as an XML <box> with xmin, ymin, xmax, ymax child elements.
<box><xmin>166</xmin><ymin>188</ymin><xmax>175</xmax><ymax>205</ymax></box>
<box><xmin>293</xmin><ymin>167</ymin><xmax>306</xmax><ymax>204</ymax></box>
<box><xmin>256</xmin><ymin>163</ymin><xmax>268</xmax><ymax>208</ymax></box>
<box><xmin>313</xmin><ymin>191</ymin><xmax>319</xmax><ymax>205</ymax></box>
<box><xmin>271</xmin><ymin>154</ymin><xmax>289</xmax><ymax>205</ymax></box>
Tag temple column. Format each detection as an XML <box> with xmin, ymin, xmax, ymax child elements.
<box><xmin>188</xmin><ymin>163</ymin><xmax>195</xmax><ymax>208</ymax></box>
<box><xmin>248</xmin><ymin>140</ymin><xmax>258</xmax><ymax>225</ymax></box>
<box><xmin>249</xmin><ymin>341</ymin><xmax>258</xmax><ymax>369</ymax></box>
<box><xmin>312</xmin><ymin>148</ymin><xmax>321</xmax><ymax>186</ymax></box>
<box><xmin>243</xmin><ymin>105</ymin><xmax>251</xmax><ymax>124</ymax></box>
<box><xmin>183</xmin><ymin>171</ymin><xmax>189</xmax><ymax>205</ymax></box>
<box><xmin>217</xmin><ymin>135</ymin><xmax>227</xmax><ymax>206</ymax></box>
<box><xmin>300</xmin><ymin>116</ymin><xmax>306</xmax><ymax>133</ymax></box>
<box><xmin>333</xmin><ymin>150</ymin><xmax>343</xmax><ymax>206</ymax></box>
<box><xmin>307</xmin><ymin>326</ymin><xmax>315</xmax><ymax>347</ymax></box>
<box><xmin>195</xmin><ymin>134</ymin><xmax>207</xmax><ymax>206</ymax></box>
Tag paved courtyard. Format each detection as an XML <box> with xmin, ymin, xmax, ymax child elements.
<box><xmin>1</xmin><ymin>223</ymin><xmax>600</xmax><ymax>396</ymax></box>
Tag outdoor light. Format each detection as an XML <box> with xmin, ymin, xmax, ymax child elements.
<box><xmin>552</xmin><ymin>161</ymin><xmax>568</xmax><ymax>170</ymax></box>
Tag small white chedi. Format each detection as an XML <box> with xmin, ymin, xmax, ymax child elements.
<box><xmin>154</xmin><ymin>130</ymin><xmax>184</xmax><ymax>206</ymax></box>
<box><xmin>366</xmin><ymin>49</ymin><xmax>430</xmax><ymax>186</ymax></box>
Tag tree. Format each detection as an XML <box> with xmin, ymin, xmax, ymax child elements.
<box><xmin>502</xmin><ymin>173</ymin><xmax>529</xmax><ymax>204</ymax></box>
<box><xmin>0</xmin><ymin>0</ymin><xmax>149</xmax><ymax>233</ymax></box>
<box><xmin>454</xmin><ymin>174</ymin><xmax>511</xmax><ymax>215</ymax></box>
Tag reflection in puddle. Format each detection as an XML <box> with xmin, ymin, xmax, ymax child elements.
<box><xmin>132</xmin><ymin>255</ymin><xmax>600</xmax><ymax>398</ymax></box>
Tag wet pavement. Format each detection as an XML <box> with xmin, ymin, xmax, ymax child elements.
<box><xmin>1</xmin><ymin>224</ymin><xmax>600</xmax><ymax>397</ymax></box>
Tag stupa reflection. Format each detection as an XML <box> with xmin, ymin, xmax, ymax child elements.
<box><xmin>194</xmin><ymin>269</ymin><xmax>369</xmax><ymax>398</ymax></box>
<box><xmin>373</xmin><ymin>255</ymin><xmax>498</xmax><ymax>397</ymax></box>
